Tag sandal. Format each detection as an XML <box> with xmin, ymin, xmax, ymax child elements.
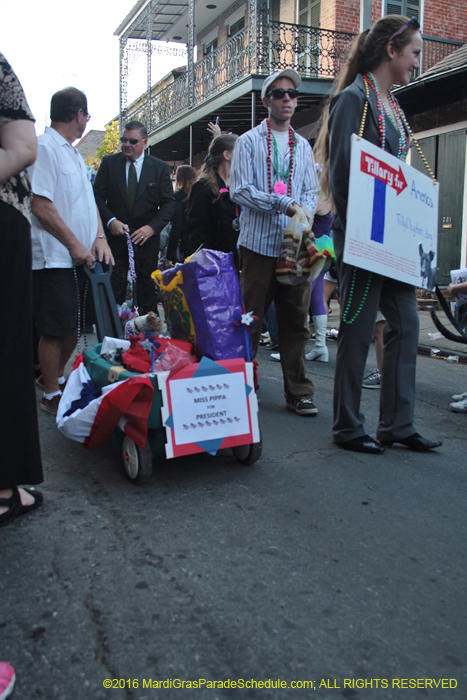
<box><xmin>0</xmin><ymin>488</ymin><xmax>21</xmax><ymax>529</ymax></box>
<box><xmin>0</xmin><ymin>487</ymin><xmax>43</xmax><ymax>528</ymax></box>
<box><xmin>18</xmin><ymin>487</ymin><xmax>43</xmax><ymax>514</ymax></box>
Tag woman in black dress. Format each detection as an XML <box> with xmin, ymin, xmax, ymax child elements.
<box><xmin>0</xmin><ymin>52</ymin><xmax>43</xmax><ymax>526</ymax></box>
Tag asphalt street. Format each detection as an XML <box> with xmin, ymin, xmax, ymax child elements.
<box><xmin>2</xmin><ymin>334</ymin><xmax>466</xmax><ymax>700</ymax></box>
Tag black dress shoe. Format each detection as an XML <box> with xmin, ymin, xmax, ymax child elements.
<box><xmin>380</xmin><ymin>432</ymin><xmax>442</xmax><ymax>451</ymax></box>
<box><xmin>338</xmin><ymin>435</ymin><xmax>386</xmax><ymax>454</ymax></box>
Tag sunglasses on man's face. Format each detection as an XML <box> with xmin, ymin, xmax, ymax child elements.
<box><xmin>389</xmin><ymin>16</ymin><xmax>420</xmax><ymax>41</ymax></box>
<box><xmin>120</xmin><ymin>137</ymin><xmax>141</xmax><ymax>145</ymax></box>
<box><xmin>267</xmin><ymin>88</ymin><xmax>300</xmax><ymax>100</ymax></box>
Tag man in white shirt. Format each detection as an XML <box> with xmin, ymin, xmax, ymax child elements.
<box><xmin>231</xmin><ymin>69</ymin><xmax>319</xmax><ymax>415</ymax></box>
<box><xmin>29</xmin><ymin>87</ymin><xmax>113</xmax><ymax>415</ymax></box>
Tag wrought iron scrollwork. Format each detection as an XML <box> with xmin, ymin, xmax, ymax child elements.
<box><xmin>265</xmin><ymin>22</ymin><xmax>355</xmax><ymax>79</ymax></box>
<box><xmin>120</xmin><ymin>17</ymin><xmax>462</xmax><ymax>136</ymax></box>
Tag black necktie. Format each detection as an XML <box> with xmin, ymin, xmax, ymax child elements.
<box><xmin>128</xmin><ymin>162</ymin><xmax>137</xmax><ymax>212</ymax></box>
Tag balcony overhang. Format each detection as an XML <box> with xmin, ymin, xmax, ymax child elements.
<box><xmin>148</xmin><ymin>75</ymin><xmax>333</xmax><ymax>162</ymax></box>
<box><xmin>114</xmin><ymin>0</ymin><xmax>235</xmax><ymax>44</ymax></box>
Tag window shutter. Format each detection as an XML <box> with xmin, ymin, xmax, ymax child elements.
<box><xmin>311</xmin><ymin>0</ymin><xmax>320</xmax><ymax>27</ymax></box>
<box><xmin>406</xmin><ymin>0</ymin><xmax>420</xmax><ymax>22</ymax></box>
<box><xmin>386</xmin><ymin>0</ymin><xmax>403</xmax><ymax>15</ymax></box>
<box><xmin>299</xmin><ymin>0</ymin><xmax>309</xmax><ymax>25</ymax></box>
<box><xmin>271</xmin><ymin>0</ymin><xmax>280</xmax><ymax>21</ymax></box>
<box><xmin>386</xmin><ymin>0</ymin><xmax>419</xmax><ymax>20</ymax></box>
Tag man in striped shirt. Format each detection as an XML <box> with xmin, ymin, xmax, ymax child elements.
<box><xmin>231</xmin><ymin>69</ymin><xmax>319</xmax><ymax>415</ymax></box>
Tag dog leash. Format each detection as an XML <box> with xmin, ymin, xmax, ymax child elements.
<box><xmin>125</xmin><ymin>231</ymin><xmax>139</xmax><ymax>314</ymax></box>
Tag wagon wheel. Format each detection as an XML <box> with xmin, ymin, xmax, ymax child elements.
<box><xmin>122</xmin><ymin>436</ymin><xmax>153</xmax><ymax>485</ymax></box>
<box><xmin>232</xmin><ymin>436</ymin><xmax>262</xmax><ymax>465</ymax></box>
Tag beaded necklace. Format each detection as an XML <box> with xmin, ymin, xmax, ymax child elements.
<box><xmin>266</xmin><ymin>118</ymin><xmax>295</xmax><ymax>196</ymax></box>
<box><xmin>342</xmin><ymin>267</ymin><xmax>373</xmax><ymax>325</ymax></box>
<box><xmin>364</xmin><ymin>73</ymin><xmax>409</xmax><ymax>160</ymax></box>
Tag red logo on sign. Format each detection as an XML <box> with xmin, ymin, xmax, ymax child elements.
<box><xmin>360</xmin><ymin>151</ymin><xmax>407</xmax><ymax>195</ymax></box>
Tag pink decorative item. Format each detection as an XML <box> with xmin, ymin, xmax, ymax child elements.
<box><xmin>274</xmin><ymin>181</ymin><xmax>287</xmax><ymax>195</ymax></box>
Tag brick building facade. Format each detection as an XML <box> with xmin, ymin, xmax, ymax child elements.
<box><xmin>194</xmin><ymin>0</ymin><xmax>467</xmax><ymax>277</ymax></box>
<box><xmin>270</xmin><ymin>0</ymin><xmax>467</xmax><ymax>42</ymax></box>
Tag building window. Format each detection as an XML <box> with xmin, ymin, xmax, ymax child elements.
<box><xmin>386</xmin><ymin>0</ymin><xmax>420</xmax><ymax>23</ymax></box>
<box><xmin>229</xmin><ymin>17</ymin><xmax>245</xmax><ymax>37</ymax></box>
<box><xmin>271</xmin><ymin>0</ymin><xmax>280</xmax><ymax>22</ymax></box>
<box><xmin>204</xmin><ymin>38</ymin><xmax>218</xmax><ymax>55</ymax></box>
<box><xmin>298</xmin><ymin>0</ymin><xmax>321</xmax><ymax>27</ymax></box>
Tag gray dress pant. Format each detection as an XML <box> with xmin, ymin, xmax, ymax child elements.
<box><xmin>333</xmin><ymin>230</ymin><xmax>419</xmax><ymax>444</ymax></box>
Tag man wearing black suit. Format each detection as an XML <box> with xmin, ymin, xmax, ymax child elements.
<box><xmin>94</xmin><ymin>120</ymin><xmax>175</xmax><ymax>314</ymax></box>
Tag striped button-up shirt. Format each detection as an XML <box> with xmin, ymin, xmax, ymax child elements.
<box><xmin>230</xmin><ymin>118</ymin><xmax>319</xmax><ymax>257</ymax></box>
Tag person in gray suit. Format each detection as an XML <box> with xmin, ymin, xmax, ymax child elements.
<box><xmin>315</xmin><ymin>15</ymin><xmax>442</xmax><ymax>454</ymax></box>
<box><xmin>94</xmin><ymin>120</ymin><xmax>175</xmax><ymax>314</ymax></box>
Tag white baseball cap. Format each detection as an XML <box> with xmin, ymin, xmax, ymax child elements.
<box><xmin>261</xmin><ymin>69</ymin><xmax>301</xmax><ymax>99</ymax></box>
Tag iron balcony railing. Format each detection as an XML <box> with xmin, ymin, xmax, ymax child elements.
<box><xmin>123</xmin><ymin>23</ymin><xmax>464</xmax><ymax>133</ymax></box>
<box><xmin>125</xmin><ymin>27</ymin><xmax>252</xmax><ymax>131</ymax></box>
<box><xmin>417</xmin><ymin>34</ymin><xmax>464</xmax><ymax>77</ymax></box>
<box><xmin>123</xmin><ymin>23</ymin><xmax>355</xmax><ymax>130</ymax></box>
<box><xmin>267</xmin><ymin>21</ymin><xmax>355</xmax><ymax>78</ymax></box>
<box><xmin>194</xmin><ymin>29</ymin><xmax>250</xmax><ymax>105</ymax></box>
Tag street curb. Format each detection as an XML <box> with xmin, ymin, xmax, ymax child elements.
<box><xmin>417</xmin><ymin>344</ymin><xmax>467</xmax><ymax>364</ymax></box>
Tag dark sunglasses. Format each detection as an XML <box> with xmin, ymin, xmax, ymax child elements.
<box><xmin>389</xmin><ymin>16</ymin><xmax>420</xmax><ymax>41</ymax></box>
<box><xmin>267</xmin><ymin>88</ymin><xmax>300</xmax><ymax>100</ymax></box>
<box><xmin>120</xmin><ymin>137</ymin><xmax>141</xmax><ymax>145</ymax></box>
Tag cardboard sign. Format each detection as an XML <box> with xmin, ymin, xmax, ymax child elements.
<box><xmin>157</xmin><ymin>356</ymin><xmax>259</xmax><ymax>459</ymax></box>
<box><xmin>344</xmin><ymin>135</ymin><xmax>440</xmax><ymax>289</ymax></box>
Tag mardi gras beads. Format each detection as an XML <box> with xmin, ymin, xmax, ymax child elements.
<box><xmin>266</xmin><ymin>118</ymin><xmax>295</xmax><ymax>197</ymax></box>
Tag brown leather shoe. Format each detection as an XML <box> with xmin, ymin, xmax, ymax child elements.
<box><xmin>40</xmin><ymin>393</ymin><xmax>62</xmax><ymax>415</ymax></box>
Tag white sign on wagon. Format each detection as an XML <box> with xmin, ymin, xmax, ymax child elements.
<box><xmin>169</xmin><ymin>370</ymin><xmax>249</xmax><ymax>445</ymax></box>
<box><xmin>344</xmin><ymin>134</ymin><xmax>440</xmax><ymax>289</ymax></box>
<box><xmin>157</xmin><ymin>357</ymin><xmax>259</xmax><ymax>460</ymax></box>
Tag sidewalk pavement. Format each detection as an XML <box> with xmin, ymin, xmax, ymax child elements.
<box><xmin>325</xmin><ymin>299</ymin><xmax>467</xmax><ymax>364</ymax></box>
